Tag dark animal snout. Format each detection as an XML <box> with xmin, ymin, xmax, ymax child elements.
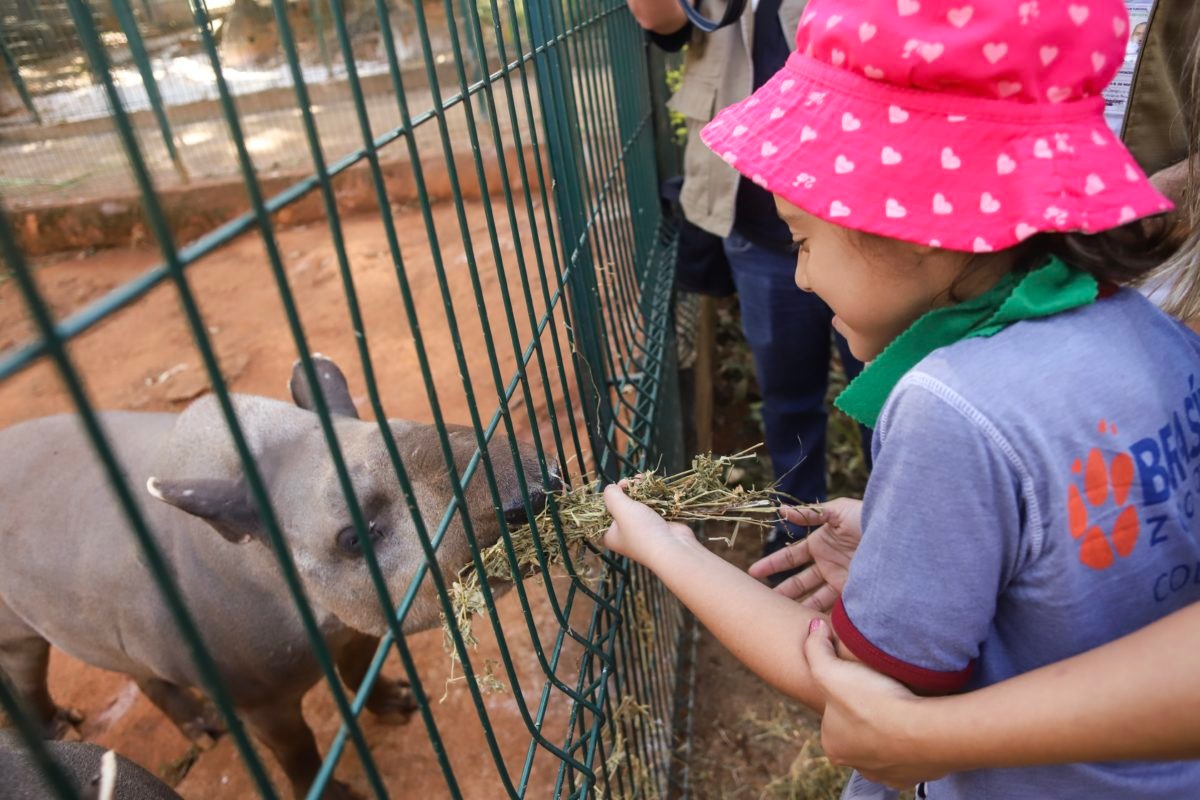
<box><xmin>502</xmin><ymin>464</ymin><xmax>564</xmax><ymax>526</ymax></box>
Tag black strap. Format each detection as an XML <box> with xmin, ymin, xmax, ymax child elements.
<box><xmin>678</xmin><ymin>0</ymin><xmax>749</xmax><ymax>33</ymax></box>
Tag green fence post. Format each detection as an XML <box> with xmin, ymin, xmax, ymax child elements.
<box><xmin>0</xmin><ymin>34</ymin><xmax>41</xmax><ymax>125</ymax></box>
<box><xmin>525</xmin><ymin>0</ymin><xmax>618</xmax><ymax>483</ymax></box>
<box><xmin>307</xmin><ymin>0</ymin><xmax>334</xmax><ymax>79</ymax></box>
<box><xmin>109</xmin><ymin>0</ymin><xmax>189</xmax><ymax>182</ymax></box>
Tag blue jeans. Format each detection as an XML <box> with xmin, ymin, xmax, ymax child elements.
<box><xmin>723</xmin><ymin>232</ymin><xmax>866</xmax><ymax>542</ymax></box>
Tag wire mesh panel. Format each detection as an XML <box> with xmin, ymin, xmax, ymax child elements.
<box><xmin>0</xmin><ymin>0</ymin><xmax>685</xmax><ymax>797</ymax></box>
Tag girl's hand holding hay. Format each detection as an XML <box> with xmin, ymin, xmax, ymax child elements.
<box><xmin>442</xmin><ymin>450</ymin><xmax>789</xmax><ymax>692</ymax></box>
<box><xmin>601</xmin><ymin>482</ymin><xmax>832</xmax><ymax>709</ymax></box>
<box><xmin>601</xmin><ymin>483</ymin><xmax>696</xmax><ymax>564</ymax></box>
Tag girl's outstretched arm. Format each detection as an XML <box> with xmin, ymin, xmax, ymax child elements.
<box><xmin>603</xmin><ymin>484</ymin><xmax>828</xmax><ymax>709</ymax></box>
<box><xmin>804</xmin><ymin>603</ymin><xmax>1200</xmax><ymax>789</ymax></box>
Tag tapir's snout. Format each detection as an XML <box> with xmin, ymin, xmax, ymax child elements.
<box><xmin>501</xmin><ymin>462</ymin><xmax>563</xmax><ymax>527</ymax></box>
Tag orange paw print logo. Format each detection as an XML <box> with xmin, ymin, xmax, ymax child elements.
<box><xmin>1067</xmin><ymin>420</ymin><xmax>1139</xmax><ymax>570</ymax></box>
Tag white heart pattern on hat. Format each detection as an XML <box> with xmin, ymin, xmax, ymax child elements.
<box><xmin>897</xmin><ymin>0</ymin><xmax>920</xmax><ymax>17</ymax></box>
<box><xmin>983</xmin><ymin>42</ymin><xmax>1008</xmax><ymax>64</ymax></box>
<box><xmin>973</xmin><ymin>237</ymin><xmax>994</xmax><ymax>252</ymax></box>
<box><xmin>1034</xmin><ymin>139</ymin><xmax>1054</xmax><ymax>159</ymax></box>
<box><xmin>882</xmin><ymin>146</ymin><xmax>903</xmax><ymax>165</ymax></box>
<box><xmin>835</xmin><ymin>155</ymin><xmax>856</xmax><ymax>173</ymax></box>
<box><xmin>1068</xmin><ymin>4</ymin><xmax>1089</xmax><ymax>25</ymax></box>
<box><xmin>980</xmin><ymin>193</ymin><xmax>1001</xmax><ymax>213</ymax></box>
<box><xmin>997</xmin><ymin>154</ymin><xmax>1017</xmax><ymax>174</ymax></box>
<box><xmin>933</xmin><ymin>193</ymin><xmax>954</xmax><ymax>215</ymax></box>
<box><xmin>996</xmin><ymin>81</ymin><xmax>1022</xmax><ymax>98</ymax></box>
<box><xmin>1015</xmin><ymin>223</ymin><xmax>1038</xmax><ymax>241</ymax></box>
<box><xmin>1047</xmin><ymin>86</ymin><xmax>1072</xmax><ymax>103</ymax></box>
<box><xmin>888</xmin><ymin>105</ymin><xmax>909</xmax><ymax>124</ymax></box>
<box><xmin>801</xmin><ymin>126</ymin><xmax>818</xmax><ymax>143</ymax></box>
<box><xmin>762</xmin><ymin>142</ymin><xmax>779</xmax><ymax>157</ymax></box>
<box><xmin>864</xmin><ymin>66</ymin><xmax>886</xmax><ymax>79</ymax></box>
<box><xmin>941</xmin><ymin>148</ymin><xmax>962</xmax><ymax>169</ymax></box>
<box><xmin>830</xmin><ymin>201</ymin><xmax>851</xmax><ymax>218</ymax></box>
<box><xmin>859</xmin><ymin>22</ymin><xmax>877</xmax><ymax>41</ymax></box>
<box><xmin>947</xmin><ymin>6</ymin><xmax>973</xmax><ymax>27</ymax></box>
<box><xmin>842</xmin><ymin>112</ymin><xmax>862</xmax><ymax>131</ymax></box>
<box><xmin>1040</xmin><ymin>45</ymin><xmax>1059</xmax><ymax>66</ymax></box>
<box><xmin>769</xmin><ymin>107</ymin><xmax>785</xmax><ymax>121</ymax></box>
<box><xmin>919</xmin><ymin>42</ymin><xmax>945</xmax><ymax>62</ymax></box>
<box><xmin>1085</xmin><ymin>174</ymin><xmax>1106</xmax><ymax>195</ymax></box>
<box><xmin>886</xmin><ymin>198</ymin><xmax>908</xmax><ymax>218</ymax></box>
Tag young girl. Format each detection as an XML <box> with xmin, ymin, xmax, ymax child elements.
<box><xmin>603</xmin><ymin>0</ymin><xmax>1200</xmax><ymax>797</ymax></box>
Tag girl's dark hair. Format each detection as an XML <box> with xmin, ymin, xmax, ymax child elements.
<box><xmin>1018</xmin><ymin>214</ymin><xmax>1180</xmax><ymax>284</ymax></box>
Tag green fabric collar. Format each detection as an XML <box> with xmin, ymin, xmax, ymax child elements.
<box><xmin>835</xmin><ymin>257</ymin><xmax>1099</xmax><ymax>428</ymax></box>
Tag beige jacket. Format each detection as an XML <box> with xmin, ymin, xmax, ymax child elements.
<box><xmin>1123</xmin><ymin>0</ymin><xmax>1197</xmax><ymax>175</ymax></box>
<box><xmin>669</xmin><ymin>0</ymin><xmax>808</xmax><ymax>237</ymax></box>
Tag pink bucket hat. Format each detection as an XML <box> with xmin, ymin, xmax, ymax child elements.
<box><xmin>700</xmin><ymin>0</ymin><xmax>1173</xmax><ymax>253</ymax></box>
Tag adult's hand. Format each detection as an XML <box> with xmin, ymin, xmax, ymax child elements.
<box><xmin>747</xmin><ymin>498</ymin><xmax>862</xmax><ymax>611</ymax></box>
<box><xmin>805</xmin><ymin>619</ymin><xmax>946</xmax><ymax>789</ymax></box>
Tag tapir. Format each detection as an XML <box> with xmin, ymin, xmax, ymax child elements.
<box><xmin>0</xmin><ymin>356</ymin><xmax>555</xmax><ymax>798</ymax></box>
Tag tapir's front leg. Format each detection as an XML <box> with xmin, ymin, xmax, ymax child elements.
<box><xmin>0</xmin><ymin>603</ymin><xmax>82</xmax><ymax>739</ymax></box>
<box><xmin>240</xmin><ymin>697</ymin><xmax>359</xmax><ymax>800</ymax></box>
<box><xmin>335</xmin><ymin>632</ymin><xmax>417</xmax><ymax>722</ymax></box>
<box><xmin>135</xmin><ymin>677</ymin><xmax>225</xmax><ymax>749</ymax></box>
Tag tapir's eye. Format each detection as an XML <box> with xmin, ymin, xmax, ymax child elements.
<box><xmin>336</xmin><ymin>521</ymin><xmax>385</xmax><ymax>556</ymax></box>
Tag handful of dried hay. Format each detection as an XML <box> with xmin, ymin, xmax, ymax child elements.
<box><xmin>441</xmin><ymin>448</ymin><xmax>786</xmax><ymax>690</ymax></box>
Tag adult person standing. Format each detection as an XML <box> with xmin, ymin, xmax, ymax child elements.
<box><xmin>629</xmin><ymin>0</ymin><xmax>867</xmax><ymax>558</ymax></box>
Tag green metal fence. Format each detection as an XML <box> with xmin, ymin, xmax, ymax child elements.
<box><xmin>0</xmin><ymin>0</ymin><xmax>688</xmax><ymax>797</ymax></box>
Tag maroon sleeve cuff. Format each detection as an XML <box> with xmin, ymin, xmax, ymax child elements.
<box><xmin>831</xmin><ymin>598</ymin><xmax>974</xmax><ymax>695</ymax></box>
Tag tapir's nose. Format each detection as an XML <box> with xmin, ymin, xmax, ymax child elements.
<box><xmin>502</xmin><ymin>463</ymin><xmax>563</xmax><ymax>527</ymax></box>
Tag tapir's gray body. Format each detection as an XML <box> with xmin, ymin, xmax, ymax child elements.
<box><xmin>0</xmin><ymin>358</ymin><xmax>548</xmax><ymax>798</ymax></box>
<box><xmin>0</xmin><ymin>411</ymin><xmax>347</xmax><ymax>701</ymax></box>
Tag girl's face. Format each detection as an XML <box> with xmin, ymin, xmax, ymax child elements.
<box><xmin>774</xmin><ymin>197</ymin><xmax>991</xmax><ymax>361</ymax></box>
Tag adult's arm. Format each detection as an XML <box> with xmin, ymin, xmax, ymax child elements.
<box><xmin>626</xmin><ymin>0</ymin><xmax>688</xmax><ymax>35</ymax></box>
<box><xmin>805</xmin><ymin>602</ymin><xmax>1200</xmax><ymax>789</ymax></box>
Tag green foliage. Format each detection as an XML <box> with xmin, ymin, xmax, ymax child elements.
<box><xmin>664</xmin><ymin>59</ymin><xmax>687</xmax><ymax>146</ymax></box>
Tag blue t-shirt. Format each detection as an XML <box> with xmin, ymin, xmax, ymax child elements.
<box><xmin>833</xmin><ymin>289</ymin><xmax>1200</xmax><ymax>799</ymax></box>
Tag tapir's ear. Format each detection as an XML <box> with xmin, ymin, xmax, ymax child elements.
<box><xmin>288</xmin><ymin>354</ymin><xmax>359</xmax><ymax>419</ymax></box>
<box><xmin>146</xmin><ymin>477</ymin><xmax>260</xmax><ymax>544</ymax></box>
